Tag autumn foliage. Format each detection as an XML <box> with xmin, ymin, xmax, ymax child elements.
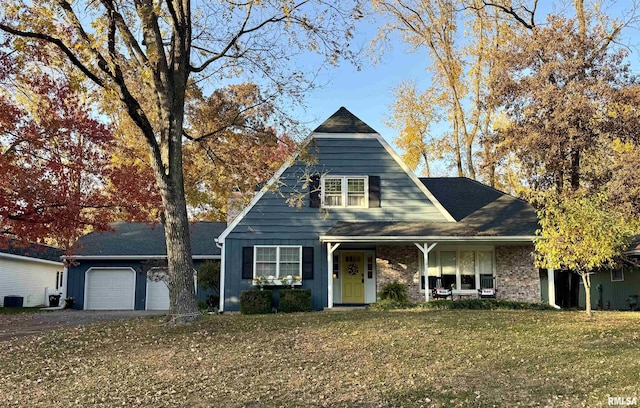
<box><xmin>0</xmin><ymin>50</ymin><xmax>154</xmax><ymax>249</ymax></box>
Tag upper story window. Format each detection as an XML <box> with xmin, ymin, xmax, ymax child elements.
<box><xmin>321</xmin><ymin>176</ymin><xmax>368</xmax><ymax>208</ymax></box>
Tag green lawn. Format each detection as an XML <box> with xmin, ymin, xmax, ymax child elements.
<box><xmin>0</xmin><ymin>310</ymin><xmax>638</xmax><ymax>407</ymax></box>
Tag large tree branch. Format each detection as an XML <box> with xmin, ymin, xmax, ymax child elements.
<box><xmin>0</xmin><ymin>23</ymin><xmax>106</xmax><ymax>88</ymax></box>
<box><xmin>56</xmin><ymin>0</ymin><xmax>119</xmax><ymax>79</ymax></box>
<box><xmin>99</xmin><ymin>0</ymin><xmax>150</xmax><ymax>69</ymax></box>
<box><xmin>190</xmin><ymin>1</ymin><xmax>304</xmax><ymax>73</ymax></box>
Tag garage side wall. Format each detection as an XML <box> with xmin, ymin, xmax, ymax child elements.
<box><xmin>67</xmin><ymin>261</ymin><xmax>146</xmax><ymax>310</ymax></box>
<box><xmin>0</xmin><ymin>258</ymin><xmax>62</xmax><ymax>307</ymax></box>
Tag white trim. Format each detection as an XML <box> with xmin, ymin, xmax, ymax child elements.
<box><xmin>252</xmin><ymin>245</ymin><xmax>302</xmax><ymax>279</ymax></box>
<box><xmin>547</xmin><ymin>268</ymin><xmax>560</xmax><ymax>309</ymax></box>
<box><xmin>84</xmin><ymin>267</ymin><xmax>136</xmax><ymax>310</ymax></box>
<box><xmin>320</xmin><ymin>235</ymin><xmax>536</xmax><ymax>243</ymax></box>
<box><xmin>415</xmin><ymin>242</ymin><xmax>438</xmax><ymax>302</ymax></box>
<box><xmin>327</xmin><ymin>242</ymin><xmax>340</xmax><ymax>309</ymax></box>
<box><xmin>63</xmin><ymin>255</ymin><xmax>220</xmax><ymax>260</ymax></box>
<box><xmin>216</xmin><ymin>241</ymin><xmax>225</xmax><ymax>312</ymax></box>
<box><xmin>0</xmin><ymin>252</ymin><xmax>63</xmax><ymax>266</ymax></box>
<box><xmin>611</xmin><ymin>269</ymin><xmax>624</xmax><ymax>282</ymax></box>
<box><xmin>312</xmin><ymin>133</ymin><xmax>379</xmax><ymax>139</ymax></box>
<box><xmin>217</xmin><ymin>129</ymin><xmax>458</xmax><ymax>243</ymax></box>
<box><xmin>321</xmin><ymin>175</ymin><xmax>369</xmax><ymax>208</ymax></box>
<box><xmin>314</xmin><ymin>133</ymin><xmax>455</xmax><ymax>221</ymax></box>
<box><xmin>217</xmin><ymin>136</ymin><xmax>315</xmax><ymax>244</ymax></box>
<box><xmin>374</xmin><ymin>135</ymin><xmax>456</xmax><ymax>222</ymax></box>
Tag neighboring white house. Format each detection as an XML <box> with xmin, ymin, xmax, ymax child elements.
<box><xmin>0</xmin><ymin>242</ymin><xmax>64</xmax><ymax>307</ymax></box>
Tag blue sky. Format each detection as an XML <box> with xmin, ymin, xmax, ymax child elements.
<box><xmin>291</xmin><ymin>2</ymin><xmax>640</xmax><ymax>176</ymax></box>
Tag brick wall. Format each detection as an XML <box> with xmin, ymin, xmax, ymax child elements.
<box><xmin>376</xmin><ymin>246</ymin><xmax>423</xmax><ymax>302</ymax></box>
<box><xmin>495</xmin><ymin>245</ymin><xmax>540</xmax><ymax>302</ymax></box>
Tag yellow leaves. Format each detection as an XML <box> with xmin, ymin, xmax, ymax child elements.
<box><xmin>534</xmin><ymin>189</ymin><xmax>640</xmax><ymax>271</ymax></box>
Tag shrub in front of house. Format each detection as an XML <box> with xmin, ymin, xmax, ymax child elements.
<box><xmin>369</xmin><ymin>298</ymin><xmax>558</xmax><ymax>311</ymax></box>
<box><xmin>368</xmin><ymin>299</ymin><xmax>416</xmax><ymax>311</ymax></box>
<box><xmin>378</xmin><ymin>281</ymin><xmax>409</xmax><ymax>303</ymax></box>
<box><xmin>240</xmin><ymin>290</ymin><xmax>273</xmax><ymax>314</ymax></box>
<box><xmin>416</xmin><ymin>299</ymin><xmax>558</xmax><ymax>310</ymax></box>
<box><xmin>278</xmin><ymin>289</ymin><xmax>312</xmax><ymax>313</ymax></box>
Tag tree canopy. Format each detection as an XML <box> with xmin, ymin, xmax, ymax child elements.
<box><xmin>0</xmin><ymin>0</ymin><xmax>363</xmax><ymax>322</ymax></box>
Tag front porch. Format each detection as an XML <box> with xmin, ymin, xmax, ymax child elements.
<box><xmin>324</xmin><ymin>242</ymin><xmax>543</xmax><ymax>308</ymax></box>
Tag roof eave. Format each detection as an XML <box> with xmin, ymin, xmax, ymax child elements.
<box><xmin>319</xmin><ymin>235</ymin><xmax>537</xmax><ymax>243</ymax></box>
<box><xmin>0</xmin><ymin>252</ymin><xmax>64</xmax><ymax>266</ymax></box>
<box><xmin>62</xmin><ymin>254</ymin><xmax>221</xmax><ymax>260</ymax></box>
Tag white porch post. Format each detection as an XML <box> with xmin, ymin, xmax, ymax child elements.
<box><xmin>327</xmin><ymin>242</ymin><xmax>340</xmax><ymax>309</ymax></box>
<box><xmin>415</xmin><ymin>242</ymin><xmax>437</xmax><ymax>302</ymax></box>
<box><xmin>548</xmin><ymin>268</ymin><xmax>560</xmax><ymax>309</ymax></box>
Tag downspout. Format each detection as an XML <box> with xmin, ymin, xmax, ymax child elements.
<box><xmin>215</xmin><ymin>239</ymin><xmax>225</xmax><ymax>313</ymax></box>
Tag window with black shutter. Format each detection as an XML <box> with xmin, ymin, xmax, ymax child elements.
<box><xmin>302</xmin><ymin>247</ymin><xmax>314</xmax><ymax>280</ymax></box>
<box><xmin>242</xmin><ymin>247</ymin><xmax>254</xmax><ymax>279</ymax></box>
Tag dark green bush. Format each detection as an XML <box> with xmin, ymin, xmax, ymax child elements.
<box><xmin>206</xmin><ymin>294</ymin><xmax>220</xmax><ymax>309</ymax></box>
<box><xmin>368</xmin><ymin>299</ymin><xmax>416</xmax><ymax>311</ymax></box>
<box><xmin>240</xmin><ymin>290</ymin><xmax>273</xmax><ymax>314</ymax></box>
<box><xmin>198</xmin><ymin>261</ymin><xmax>220</xmax><ymax>293</ymax></box>
<box><xmin>369</xmin><ymin>298</ymin><xmax>558</xmax><ymax>311</ymax></box>
<box><xmin>278</xmin><ymin>289</ymin><xmax>312</xmax><ymax>313</ymax></box>
<box><xmin>378</xmin><ymin>281</ymin><xmax>409</xmax><ymax>303</ymax></box>
<box><xmin>415</xmin><ymin>299</ymin><xmax>557</xmax><ymax>311</ymax></box>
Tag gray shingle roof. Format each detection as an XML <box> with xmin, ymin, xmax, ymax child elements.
<box><xmin>324</xmin><ymin>178</ymin><xmax>539</xmax><ymax>239</ymax></box>
<box><xmin>313</xmin><ymin>107</ymin><xmax>378</xmax><ymax>134</ymax></box>
<box><xmin>420</xmin><ymin>177</ymin><xmax>509</xmax><ymax>221</ymax></box>
<box><xmin>2</xmin><ymin>241</ymin><xmax>63</xmax><ymax>262</ymax></box>
<box><xmin>72</xmin><ymin>222</ymin><xmax>226</xmax><ymax>257</ymax></box>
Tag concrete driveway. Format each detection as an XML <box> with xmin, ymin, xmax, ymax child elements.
<box><xmin>0</xmin><ymin>310</ymin><xmax>167</xmax><ymax>341</ymax></box>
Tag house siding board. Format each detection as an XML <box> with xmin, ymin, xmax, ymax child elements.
<box><xmin>67</xmin><ymin>260</ymin><xmax>145</xmax><ymax>310</ymax></box>
<box><xmin>223</xmin><ymin>238</ymin><xmax>326</xmax><ymax>311</ymax></box>
<box><xmin>68</xmin><ymin>259</ymin><xmax>218</xmax><ymax>310</ymax></box>
<box><xmin>226</xmin><ymin>137</ymin><xmax>446</xmax><ymax>241</ymax></box>
<box><xmin>0</xmin><ymin>258</ymin><xmax>62</xmax><ymax>307</ymax></box>
<box><xmin>579</xmin><ymin>267</ymin><xmax>640</xmax><ymax>310</ymax></box>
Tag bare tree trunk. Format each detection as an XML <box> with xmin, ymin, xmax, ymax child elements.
<box><xmin>161</xmin><ymin>184</ymin><xmax>198</xmax><ymax>322</ymax></box>
<box><xmin>421</xmin><ymin>150</ymin><xmax>431</xmax><ymax>177</ymax></box>
<box><xmin>580</xmin><ymin>271</ymin><xmax>593</xmax><ymax>318</ymax></box>
<box><xmin>453</xmin><ymin>117</ymin><xmax>464</xmax><ymax>177</ymax></box>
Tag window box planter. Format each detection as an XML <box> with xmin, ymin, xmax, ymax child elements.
<box><xmin>252</xmin><ymin>275</ymin><xmax>302</xmax><ymax>289</ymax></box>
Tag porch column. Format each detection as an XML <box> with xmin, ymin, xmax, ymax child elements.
<box><xmin>415</xmin><ymin>242</ymin><xmax>438</xmax><ymax>302</ymax></box>
<box><xmin>327</xmin><ymin>242</ymin><xmax>340</xmax><ymax>309</ymax></box>
<box><xmin>548</xmin><ymin>268</ymin><xmax>560</xmax><ymax>309</ymax></box>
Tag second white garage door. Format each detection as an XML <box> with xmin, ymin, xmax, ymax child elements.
<box><xmin>146</xmin><ymin>279</ymin><xmax>170</xmax><ymax>310</ymax></box>
<box><xmin>85</xmin><ymin>268</ymin><xmax>136</xmax><ymax>310</ymax></box>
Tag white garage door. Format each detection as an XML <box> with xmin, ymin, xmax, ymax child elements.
<box><xmin>146</xmin><ymin>280</ymin><xmax>170</xmax><ymax>310</ymax></box>
<box><xmin>85</xmin><ymin>268</ymin><xmax>135</xmax><ymax>310</ymax></box>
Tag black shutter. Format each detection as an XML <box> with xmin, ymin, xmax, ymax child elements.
<box><xmin>309</xmin><ymin>175</ymin><xmax>321</xmax><ymax>208</ymax></box>
<box><xmin>302</xmin><ymin>247</ymin><xmax>314</xmax><ymax>280</ymax></box>
<box><xmin>242</xmin><ymin>247</ymin><xmax>254</xmax><ymax>279</ymax></box>
<box><xmin>369</xmin><ymin>175</ymin><xmax>381</xmax><ymax>208</ymax></box>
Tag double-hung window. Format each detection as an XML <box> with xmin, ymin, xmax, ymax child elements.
<box><xmin>254</xmin><ymin>246</ymin><xmax>302</xmax><ymax>279</ymax></box>
<box><xmin>322</xmin><ymin>176</ymin><xmax>368</xmax><ymax>208</ymax></box>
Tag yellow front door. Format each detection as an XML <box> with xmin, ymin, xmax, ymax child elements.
<box><xmin>342</xmin><ymin>252</ymin><xmax>365</xmax><ymax>303</ymax></box>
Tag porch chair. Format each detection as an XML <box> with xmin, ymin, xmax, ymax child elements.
<box><xmin>430</xmin><ymin>277</ymin><xmax>453</xmax><ymax>300</ymax></box>
<box><xmin>477</xmin><ymin>275</ymin><xmax>497</xmax><ymax>299</ymax></box>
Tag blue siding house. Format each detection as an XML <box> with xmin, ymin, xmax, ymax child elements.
<box><xmin>217</xmin><ymin>107</ymin><xmax>545</xmax><ymax>312</ymax></box>
<box><xmin>66</xmin><ymin>222</ymin><xmax>224</xmax><ymax>310</ymax></box>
